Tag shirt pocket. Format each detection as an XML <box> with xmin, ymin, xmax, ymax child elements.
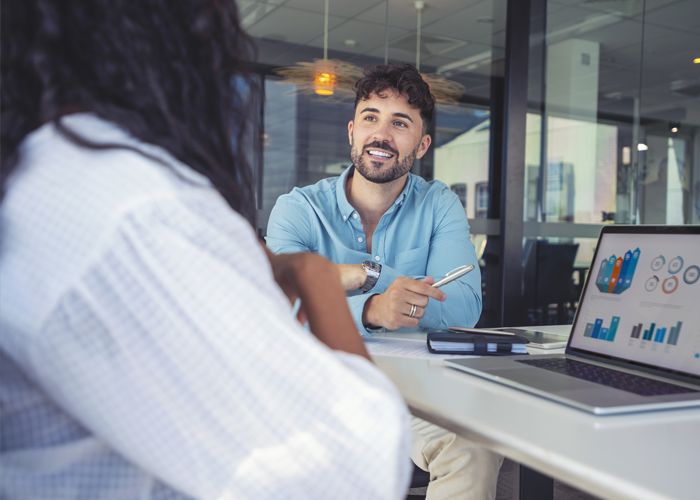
<box><xmin>393</xmin><ymin>244</ymin><xmax>430</xmax><ymax>276</ymax></box>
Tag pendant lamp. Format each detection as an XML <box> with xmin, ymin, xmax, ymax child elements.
<box><xmin>274</xmin><ymin>0</ymin><xmax>363</xmax><ymax>101</ymax></box>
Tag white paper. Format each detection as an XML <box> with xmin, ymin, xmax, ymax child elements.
<box><xmin>364</xmin><ymin>336</ymin><xmax>478</xmax><ymax>360</ymax></box>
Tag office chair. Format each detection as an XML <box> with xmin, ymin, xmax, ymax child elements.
<box><xmin>522</xmin><ymin>239</ymin><xmax>579</xmax><ymax>325</ymax></box>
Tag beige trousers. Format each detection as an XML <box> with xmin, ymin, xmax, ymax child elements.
<box><xmin>410</xmin><ymin>417</ymin><xmax>504</xmax><ymax>500</ymax></box>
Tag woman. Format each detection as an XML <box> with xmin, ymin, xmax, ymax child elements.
<box><xmin>0</xmin><ymin>1</ymin><xmax>411</xmax><ymax>499</ymax></box>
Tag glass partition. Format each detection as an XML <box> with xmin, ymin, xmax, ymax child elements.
<box><xmin>523</xmin><ymin>0</ymin><xmax>700</xmax><ymax>325</ymax></box>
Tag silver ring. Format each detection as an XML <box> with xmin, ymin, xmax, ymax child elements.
<box><xmin>409</xmin><ymin>304</ymin><xmax>417</xmax><ymax>318</ymax></box>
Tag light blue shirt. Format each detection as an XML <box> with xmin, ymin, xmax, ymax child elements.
<box><xmin>266</xmin><ymin>166</ymin><xmax>482</xmax><ymax>333</ymax></box>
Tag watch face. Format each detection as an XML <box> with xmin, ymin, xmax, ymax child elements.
<box><xmin>363</xmin><ymin>260</ymin><xmax>381</xmax><ymax>275</ymax></box>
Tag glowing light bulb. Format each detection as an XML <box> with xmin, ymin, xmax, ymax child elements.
<box><xmin>637</xmin><ymin>143</ymin><xmax>648</xmax><ymax>151</ymax></box>
<box><xmin>694</xmin><ymin>57</ymin><xmax>700</xmax><ymax>64</ymax></box>
<box><xmin>314</xmin><ymin>72</ymin><xmax>336</xmax><ymax>95</ymax></box>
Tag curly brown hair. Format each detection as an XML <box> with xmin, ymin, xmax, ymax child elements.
<box><xmin>354</xmin><ymin>63</ymin><xmax>435</xmax><ymax>134</ymax></box>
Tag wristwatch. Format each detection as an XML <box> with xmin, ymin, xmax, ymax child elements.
<box><xmin>361</xmin><ymin>260</ymin><xmax>382</xmax><ymax>292</ymax></box>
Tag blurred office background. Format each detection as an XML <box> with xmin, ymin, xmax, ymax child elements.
<box><xmin>242</xmin><ymin>0</ymin><xmax>700</xmax><ymax>327</ymax></box>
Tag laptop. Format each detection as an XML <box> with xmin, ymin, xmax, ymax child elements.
<box><xmin>446</xmin><ymin>225</ymin><xmax>700</xmax><ymax>415</ymax></box>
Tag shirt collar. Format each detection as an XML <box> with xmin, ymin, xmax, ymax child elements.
<box><xmin>336</xmin><ymin>165</ymin><xmax>414</xmax><ymax>221</ymax></box>
<box><xmin>335</xmin><ymin>166</ymin><xmax>356</xmax><ymax>220</ymax></box>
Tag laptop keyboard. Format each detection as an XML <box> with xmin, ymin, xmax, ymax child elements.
<box><xmin>515</xmin><ymin>358</ymin><xmax>699</xmax><ymax>396</ymax></box>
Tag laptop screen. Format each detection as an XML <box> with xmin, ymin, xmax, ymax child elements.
<box><xmin>569</xmin><ymin>228</ymin><xmax>700</xmax><ymax>377</ymax></box>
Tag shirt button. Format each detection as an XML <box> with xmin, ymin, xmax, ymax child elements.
<box><xmin>358</xmin><ymin>237</ymin><xmax>364</xmax><ymax>242</ymax></box>
<box><xmin>343</xmin><ymin>215</ymin><xmax>347</xmax><ymax>220</ymax></box>
<box><xmin>353</xmin><ymin>213</ymin><xmax>358</xmax><ymax>219</ymax></box>
<box><xmin>375</xmin><ymin>256</ymin><xmax>381</xmax><ymax>261</ymax></box>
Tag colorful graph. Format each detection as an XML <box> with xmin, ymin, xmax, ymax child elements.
<box><xmin>595</xmin><ymin>248</ymin><xmax>640</xmax><ymax>294</ymax></box>
<box><xmin>583</xmin><ymin>316</ymin><xmax>620</xmax><ymax>342</ymax></box>
<box><xmin>630</xmin><ymin>321</ymin><xmax>683</xmax><ymax>346</ymax></box>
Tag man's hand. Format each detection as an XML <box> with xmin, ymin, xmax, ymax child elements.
<box><xmin>362</xmin><ymin>276</ymin><xmax>446</xmax><ymax>330</ymax></box>
<box><xmin>336</xmin><ymin>263</ymin><xmax>366</xmax><ymax>291</ymax></box>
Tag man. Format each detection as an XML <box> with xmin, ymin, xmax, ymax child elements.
<box><xmin>0</xmin><ymin>2</ymin><xmax>412</xmax><ymax>499</ymax></box>
<box><xmin>267</xmin><ymin>64</ymin><xmax>503</xmax><ymax>500</ymax></box>
<box><xmin>267</xmin><ymin>65</ymin><xmax>481</xmax><ymax>334</ymax></box>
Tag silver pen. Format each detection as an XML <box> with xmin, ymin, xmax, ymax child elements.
<box><xmin>432</xmin><ymin>264</ymin><xmax>475</xmax><ymax>288</ymax></box>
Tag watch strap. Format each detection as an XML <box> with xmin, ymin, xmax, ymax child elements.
<box><xmin>361</xmin><ymin>261</ymin><xmax>382</xmax><ymax>292</ymax></box>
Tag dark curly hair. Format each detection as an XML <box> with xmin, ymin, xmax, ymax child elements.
<box><xmin>354</xmin><ymin>63</ymin><xmax>435</xmax><ymax>134</ymax></box>
<box><xmin>1</xmin><ymin>0</ymin><xmax>259</xmax><ymax>224</ymax></box>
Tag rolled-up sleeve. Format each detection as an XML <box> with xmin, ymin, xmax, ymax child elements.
<box><xmin>420</xmin><ymin>196</ymin><xmax>482</xmax><ymax>329</ymax></box>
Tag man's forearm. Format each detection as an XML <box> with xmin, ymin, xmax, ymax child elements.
<box><xmin>336</xmin><ymin>263</ymin><xmax>366</xmax><ymax>291</ymax></box>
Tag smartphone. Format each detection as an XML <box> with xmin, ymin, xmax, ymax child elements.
<box><xmin>432</xmin><ymin>264</ymin><xmax>475</xmax><ymax>288</ymax></box>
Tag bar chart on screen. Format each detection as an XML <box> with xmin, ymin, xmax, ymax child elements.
<box><xmin>630</xmin><ymin>320</ymin><xmax>683</xmax><ymax>346</ymax></box>
<box><xmin>583</xmin><ymin>316</ymin><xmax>621</xmax><ymax>341</ymax></box>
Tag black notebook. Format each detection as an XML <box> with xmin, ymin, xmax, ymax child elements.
<box><xmin>427</xmin><ymin>330</ymin><xmax>530</xmax><ymax>356</ymax></box>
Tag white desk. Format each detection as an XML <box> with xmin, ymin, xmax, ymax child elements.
<box><xmin>372</xmin><ymin>326</ymin><xmax>700</xmax><ymax>500</ymax></box>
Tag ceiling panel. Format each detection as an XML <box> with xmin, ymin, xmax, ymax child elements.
<box><xmin>640</xmin><ymin>28</ymin><xmax>700</xmax><ymax>59</ymax></box>
<box><xmin>641</xmin><ymin>0</ymin><xmax>700</xmax><ymax>35</ymax></box>
<box><xmin>246</xmin><ymin>7</ymin><xmax>346</xmax><ymax>44</ymax></box>
<box><xmin>239</xmin><ymin>0</ymin><xmax>285</xmax><ymax>29</ymax></box>
<box><xmin>355</xmin><ymin>0</ymin><xmax>487</xmax><ymax>32</ymax></box>
<box><xmin>357</xmin><ymin>44</ymin><xmax>429</xmax><ymax>66</ymax></box>
<box><xmin>599</xmin><ymin>24</ymin><xmax>700</xmax><ymax>84</ymax></box>
<box><xmin>284</xmin><ymin>0</ymin><xmax>384</xmax><ymax>19</ymax></box>
<box><xmin>549</xmin><ymin>0</ymin><xmax>684</xmax><ymax>16</ymax></box>
<box><xmin>571</xmin><ymin>19</ymin><xmax>643</xmax><ymax>52</ymax></box>
<box><xmin>546</xmin><ymin>6</ymin><xmax>627</xmax><ymax>43</ymax></box>
<box><xmin>422</xmin><ymin>1</ymin><xmax>504</xmax><ymax>42</ymax></box>
<box><xmin>306</xmin><ymin>20</ymin><xmax>409</xmax><ymax>56</ymax></box>
<box><xmin>474</xmin><ymin>29</ymin><xmax>505</xmax><ymax>49</ymax></box>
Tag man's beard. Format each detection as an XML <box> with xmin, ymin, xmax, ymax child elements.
<box><xmin>350</xmin><ymin>139</ymin><xmax>420</xmax><ymax>184</ymax></box>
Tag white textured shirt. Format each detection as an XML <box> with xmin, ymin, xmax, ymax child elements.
<box><xmin>0</xmin><ymin>114</ymin><xmax>411</xmax><ymax>500</ymax></box>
